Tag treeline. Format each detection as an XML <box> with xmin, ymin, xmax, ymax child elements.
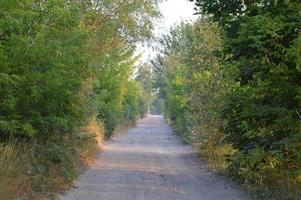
<box><xmin>0</xmin><ymin>0</ymin><xmax>159</xmax><ymax>199</ymax></box>
<box><xmin>153</xmin><ymin>0</ymin><xmax>300</xmax><ymax>199</ymax></box>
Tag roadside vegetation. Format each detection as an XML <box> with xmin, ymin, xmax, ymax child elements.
<box><xmin>1</xmin><ymin>0</ymin><xmax>300</xmax><ymax>199</ymax></box>
<box><xmin>153</xmin><ymin>0</ymin><xmax>301</xmax><ymax>199</ymax></box>
<box><xmin>0</xmin><ymin>0</ymin><xmax>159</xmax><ymax>199</ymax></box>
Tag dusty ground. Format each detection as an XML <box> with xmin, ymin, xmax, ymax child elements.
<box><xmin>60</xmin><ymin>115</ymin><xmax>249</xmax><ymax>200</ymax></box>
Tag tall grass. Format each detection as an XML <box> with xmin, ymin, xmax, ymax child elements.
<box><xmin>196</xmin><ymin>143</ymin><xmax>301</xmax><ymax>200</ymax></box>
<box><xmin>75</xmin><ymin>118</ymin><xmax>104</xmax><ymax>165</ymax></box>
<box><xmin>197</xmin><ymin>144</ymin><xmax>235</xmax><ymax>173</ymax></box>
<box><xmin>0</xmin><ymin>119</ymin><xmax>104</xmax><ymax>200</ymax></box>
<box><xmin>0</xmin><ymin>141</ymin><xmax>35</xmax><ymax>200</ymax></box>
<box><xmin>245</xmin><ymin>167</ymin><xmax>301</xmax><ymax>200</ymax></box>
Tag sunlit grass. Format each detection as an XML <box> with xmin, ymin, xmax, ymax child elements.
<box><xmin>197</xmin><ymin>144</ymin><xmax>234</xmax><ymax>173</ymax></box>
<box><xmin>76</xmin><ymin>118</ymin><xmax>104</xmax><ymax>165</ymax></box>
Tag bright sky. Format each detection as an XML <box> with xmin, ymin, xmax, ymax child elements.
<box><xmin>136</xmin><ymin>0</ymin><xmax>197</xmax><ymax>63</ymax></box>
<box><xmin>156</xmin><ymin>0</ymin><xmax>197</xmax><ymax>35</ymax></box>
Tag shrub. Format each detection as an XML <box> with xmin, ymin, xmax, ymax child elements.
<box><xmin>0</xmin><ymin>0</ymin><xmax>159</xmax><ymax>198</ymax></box>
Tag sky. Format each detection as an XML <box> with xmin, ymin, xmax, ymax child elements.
<box><xmin>156</xmin><ymin>0</ymin><xmax>197</xmax><ymax>35</ymax></box>
<box><xmin>136</xmin><ymin>0</ymin><xmax>197</xmax><ymax>63</ymax></box>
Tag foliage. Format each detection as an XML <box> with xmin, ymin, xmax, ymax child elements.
<box><xmin>156</xmin><ymin>0</ymin><xmax>301</xmax><ymax>199</ymax></box>
<box><xmin>190</xmin><ymin>0</ymin><xmax>301</xmax><ymax>198</ymax></box>
<box><xmin>150</xmin><ymin>98</ymin><xmax>165</xmax><ymax>115</ymax></box>
<box><xmin>0</xmin><ymin>0</ymin><xmax>159</xmax><ymax>199</ymax></box>
<box><xmin>153</xmin><ymin>19</ymin><xmax>225</xmax><ymax>145</ymax></box>
<box><xmin>136</xmin><ymin>63</ymin><xmax>154</xmax><ymax>117</ymax></box>
<box><xmin>0</xmin><ymin>0</ymin><xmax>89</xmax><ymax>140</ymax></box>
<box><xmin>122</xmin><ymin>80</ymin><xmax>145</xmax><ymax>122</ymax></box>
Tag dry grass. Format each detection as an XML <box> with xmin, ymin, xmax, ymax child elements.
<box><xmin>76</xmin><ymin>118</ymin><xmax>104</xmax><ymax>165</ymax></box>
<box><xmin>197</xmin><ymin>144</ymin><xmax>235</xmax><ymax>173</ymax></box>
<box><xmin>84</xmin><ymin>118</ymin><xmax>104</xmax><ymax>146</ymax></box>
<box><xmin>0</xmin><ymin>141</ymin><xmax>35</xmax><ymax>200</ymax></box>
<box><xmin>0</xmin><ymin>118</ymin><xmax>104</xmax><ymax>200</ymax></box>
<box><xmin>110</xmin><ymin>120</ymin><xmax>135</xmax><ymax>139</ymax></box>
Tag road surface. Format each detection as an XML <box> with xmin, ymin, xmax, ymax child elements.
<box><xmin>60</xmin><ymin>115</ymin><xmax>249</xmax><ymax>200</ymax></box>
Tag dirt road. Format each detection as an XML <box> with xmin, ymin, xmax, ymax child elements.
<box><xmin>60</xmin><ymin>115</ymin><xmax>249</xmax><ymax>200</ymax></box>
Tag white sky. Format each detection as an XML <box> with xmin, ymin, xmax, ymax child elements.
<box><xmin>156</xmin><ymin>0</ymin><xmax>197</xmax><ymax>35</ymax></box>
<box><xmin>136</xmin><ymin>0</ymin><xmax>197</xmax><ymax>63</ymax></box>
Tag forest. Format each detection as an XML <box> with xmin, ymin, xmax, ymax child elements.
<box><xmin>153</xmin><ymin>0</ymin><xmax>300</xmax><ymax>199</ymax></box>
<box><xmin>0</xmin><ymin>0</ymin><xmax>300</xmax><ymax>200</ymax></box>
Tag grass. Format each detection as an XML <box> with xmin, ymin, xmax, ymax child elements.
<box><xmin>197</xmin><ymin>144</ymin><xmax>235</xmax><ymax>173</ymax></box>
<box><xmin>246</xmin><ymin>169</ymin><xmax>301</xmax><ymax>200</ymax></box>
<box><xmin>196</xmin><ymin>143</ymin><xmax>301</xmax><ymax>200</ymax></box>
<box><xmin>75</xmin><ymin>118</ymin><xmax>104</xmax><ymax>165</ymax></box>
<box><xmin>109</xmin><ymin>120</ymin><xmax>136</xmax><ymax>139</ymax></box>
<box><xmin>0</xmin><ymin>141</ymin><xmax>36</xmax><ymax>200</ymax></box>
<box><xmin>0</xmin><ymin>118</ymin><xmax>104</xmax><ymax>200</ymax></box>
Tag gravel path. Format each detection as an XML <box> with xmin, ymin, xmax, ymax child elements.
<box><xmin>60</xmin><ymin>115</ymin><xmax>249</xmax><ymax>200</ymax></box>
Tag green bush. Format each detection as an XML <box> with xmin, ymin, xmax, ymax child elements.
<box><xmin>30</xmin><ymin>138</ymin><xmax>78</xmax><ymax>197</ymax></box>
<box><xmin>150</xmin><ymin>98</ymin><xmax>164</xmax><ymax>115</ymax></box>
<box><xmin>0</xmin><ymin>0</ymin><xmax>160</xmax><ymax>199</ymax></box>
<box><xmin>0</xmin><ymin>0</ymin><xmax>89</xmax><ymax>140</ymax></box>
<box><xmin>157</xmin><ymin>0</ymin><xmax>301</xmax><ymax>199</ymax></box>
<box><xmin>153</xmin><ymin>19</ymin><xmax>224</xmax><ymax>145</ymax></box>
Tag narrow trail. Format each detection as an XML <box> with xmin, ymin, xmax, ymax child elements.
<box><xmin>60</xmin><ymin>115</ymin><xmax>249</xmax><ymax>200</ymax></box>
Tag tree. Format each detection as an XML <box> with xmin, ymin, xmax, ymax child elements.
<box><xmin>135</xmin><ymin>63</ymin><xmax>153</xmax><ymax>116</ymax></box>
<box><xmin>153</xmin><ymin>19</ymin><xmax>223</xmax><ymax>143</ymax></box>
<box><xmin>191</xmin><ymin>0</ymin><xmax>301</xmax><ymax>198</ymax></box>
<box><xmin>0</xmin><ymin>0</ymin><xmax>160</xmax><ymax>198</ymax></box>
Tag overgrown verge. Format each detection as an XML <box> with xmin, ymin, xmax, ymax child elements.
<box><xmin>0</xmin><ymin>114</ymin><xmax>141</xmax><ymax>200</ymax></box>
<box><xmin>0</xmin><ymin>0</ymin><xmax>159</xmax><ymax>199</ymax></box>
<box><xmin>153</xmin><ymin>1</ymin><xmax>301</xmax><ymax>198</ymax></box>
<box><xmin>0</xmin><ymin>119</ymin><xmax>103</xmax><ymax>200</ymax></box>
<box><xmin>0</xmin><ymin>141</ymin><xmax>34</xmax><ymax>200</ymax></box>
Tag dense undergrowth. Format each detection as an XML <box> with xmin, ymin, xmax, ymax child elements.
<box><xmin>0</xmin><ymin>0</ymin><xmax>159</xmax><ymax>199</ymax></box>
<box><xmin>0</xmin><ymin>118</ymin><xmax>103</xmax><ymax>200</ymax></box>
<box><xmin>153</xmin><ymin>1</ymin><xmax>301</xmax><ymax>199</ymax></box>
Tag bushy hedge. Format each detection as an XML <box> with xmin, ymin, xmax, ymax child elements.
<box><xmin>0</xmin><ymin>0</ymin><xmax>159</xmax><ymax>199</ymax></box>
<box><xmin>155</xmin><ymin>0</ymin><xmax>301</xmax><ymax>198</ymax></box>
